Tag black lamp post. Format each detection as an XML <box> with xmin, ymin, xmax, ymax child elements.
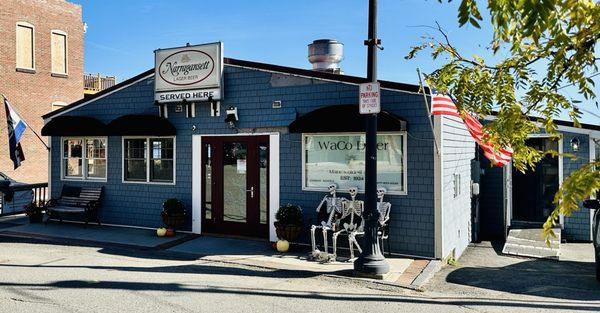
<box><xmin>354</xmin><ymin>0</ymin><xmax>390</xmax><ymax>276</ymax></box>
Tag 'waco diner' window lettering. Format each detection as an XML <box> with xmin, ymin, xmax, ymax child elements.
<box><xmin>302</xmin><ymin>133</ymin><xmax>407</xmax><ymax>194</ymax></box>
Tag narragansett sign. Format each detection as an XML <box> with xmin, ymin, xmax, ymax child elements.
<box><xmin>154</xmin><ymin>42</ymin><xmax>223</xmax><ymax>103</ymax></box>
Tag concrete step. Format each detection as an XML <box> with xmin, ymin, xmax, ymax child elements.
<box><xmin>502</xmin><ymin>228</ymin><xmax>561</xmax><ymax>259</ymax></box>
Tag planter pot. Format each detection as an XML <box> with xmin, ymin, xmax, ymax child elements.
<box><xmin>274</xmin><ymin>222</ymin><xmax>302</xmax><ymax>242</ymax></box>
<box><xmin>161</xmin><ymin>211</ymin><xmax>186</xmax><ymax>229</ymax></box>
<box><xmin>28</xmin><ymin>213</ymin><xmax>43</xmax><ymax>223</ymax></box>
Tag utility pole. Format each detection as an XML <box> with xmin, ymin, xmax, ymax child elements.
<box><xmin>354</xmin><ymin>0</ymin><xmax>390</xmax><ymax>276</ymax></box>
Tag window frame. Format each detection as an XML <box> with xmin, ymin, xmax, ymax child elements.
<box><xmin>61</xmin><ymin>137</ymin><xmax>108</xmax><ymax>182</ymax></box>
<box><xmin>301</xmin><ymin>132</ymin><xmax>408</xmax><ymax>195</ymax></box>
<box><xmin>50</xmin><ymin>29</ymin><xmax>68</xmax><ymax>76</ymax></box>
<box><xmin>121</xmin><ymin>136</ymin><xmax>176</xmax><ymax>185</ymax></box>
<box><xmin>15</xmin><ymin>22</ymin><xmax>35</xmax><ymax>71</ymax></box>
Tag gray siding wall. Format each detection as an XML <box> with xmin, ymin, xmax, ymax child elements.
<box><xmin>562</xmin><ymin>132</ymin><xmax>592</xmax><ymax>241</ymax></box>
<box><xmin>50</xmin><ymin>65</ymin><xmax>438</xmax><ymax>257</ymax></box>
<box><xmin>440</xmin><ymin>115</ymin><xmax>476</xmax><ymax>259</ymax></box>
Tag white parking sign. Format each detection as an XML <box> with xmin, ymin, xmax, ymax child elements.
<box><xmin>359</xmin><ymin>82</ymin><xmax>380</xmax><ymax>114</ymax></box>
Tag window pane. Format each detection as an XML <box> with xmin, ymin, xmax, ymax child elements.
<box><xmin>51</xmin><ymin>32</ymin><xmax>66</xmax><ymax>74</ymax></box>
<box><xmin>16</xmin><ymin>25</ymin><xmax>33</xmax><ymax>69</ymax></box>
<box><xmin>150</xmin><ymin>160</ymin><xmax>173</xmax><ymax>182</ymax></box>
<box><xmin>150</xmin><ymin>138</ymin><xmax>173</xmax><ymax>159</ymax></box>
<box><xmin>87</xmin><ymin>159</ymin><xmax>106</xmax><ymax>179</ymax></box>
<box><xmin>125</xmin><ymin>139</ymin><xmax>146</xmax><ymax>158</ymax></box>
<box><xmin>86</xmin><ymin>138</ymin><xmax>106</xmax><ymax>158</ymax></box>
<box><xmin>125</xmin><ymin>160</ymin><xmax>146</xmax><ymax>181</ymax></box>
<box><xmin>64</xmin><ymin>139</ymin><xmax>83</xmax><ymax>158</ymax></box>
<box><xmin>65</xmin><ymin>158</ymin><xmax>82</xmax><ymax>177</ymax></box>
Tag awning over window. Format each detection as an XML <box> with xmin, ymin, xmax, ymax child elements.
<box><xmin>288</xmin><ymin>105</ymin><xmax>407</xmax><ymax>133</ymax></box>
<box><xmin>107</xmin><ymin>115</ymin><xmax>176</xmax><ymax>136</ymax></box>
<box><xmin>41</xmin><ymin>116</ymin><xmax>108</xmax><ymax>136</ymax></box>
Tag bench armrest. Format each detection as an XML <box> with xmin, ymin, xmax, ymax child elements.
<box><xmin>45</xmin><ymin>198</ymin><xmax>60</xmax><ymax>207</ymax></box>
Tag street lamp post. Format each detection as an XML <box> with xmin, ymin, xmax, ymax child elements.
<box><xmin>354</xmin><ymin>0</ymin><xmax>390</xmax><ymax>276</ymax></box>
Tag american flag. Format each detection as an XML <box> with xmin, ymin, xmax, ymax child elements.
<box><xmin>431</xmin><ymin>93</ymin><xmax>513</xmax><ymax>167</ymax></box>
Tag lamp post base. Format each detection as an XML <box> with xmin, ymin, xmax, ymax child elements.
<box><xmin>353</xmin><ymin>252</ymin><xmax>390</xmax><ymax>277</ymax></box>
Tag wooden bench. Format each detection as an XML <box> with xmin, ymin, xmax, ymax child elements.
<box><xmin>46</xmin><ymin>185</ymin><xmax>103</xmax><ymax>226</ymax></box>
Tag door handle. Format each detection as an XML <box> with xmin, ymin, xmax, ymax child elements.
<box><xmin>246</xmin><ymin>186</ymin><xmax>254</xmax><ymax>198</ymax></box>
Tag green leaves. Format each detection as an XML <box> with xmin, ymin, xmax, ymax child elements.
<box><xmin>420</xmin><ymin>0</ymin><xmax>600</xmax><ymax>244</ymax></box>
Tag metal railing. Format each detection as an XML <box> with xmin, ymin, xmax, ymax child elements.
<box><xmin>84</xmin><ymin>73</ymin><xmax>116</xmax><ymax>94</ymax></box>
<box><xmin>0</xmin><ymin>182</ymin><xmax>48</xmax><ymax>216</ymax></box>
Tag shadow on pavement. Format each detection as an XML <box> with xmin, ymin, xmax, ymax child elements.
<box><xmin>446</xmin><ymin>256</ymin><xmax>600</xmax><ymax>301</ymax></box>
<box><xmin>0</xmin><ymin>279</ymin><xmax>598</xmax><ymax>311</ymax></box>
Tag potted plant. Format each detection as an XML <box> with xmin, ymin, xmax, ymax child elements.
<box><xmin>274</xmin><ymin>204</ymin><xmax>303</xmax><ymax>242</ymax></box>
<box><xmin>161</xmin><ymin>198</ymin><xmax>186</xmax><ymax>230</ymax></box>
<box><xmin>24</xmin><ymin>202</ymin><xmax>44</xmax><ymax>223</ymax></box>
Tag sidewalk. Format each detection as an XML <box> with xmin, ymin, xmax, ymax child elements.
<box><xmin>0</xmin><ymin>215</ymin><xmax>437</xmax><ymax>289</ymax></box>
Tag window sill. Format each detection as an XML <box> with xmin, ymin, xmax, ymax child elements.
<box><xmin>16</xmin><ymin>67</ymin><xmax>36</xmax><ymax>74</ymax></box>
<box><xmin>51</xmin><ymin>73</ymin><xmax>68</xmax><ymax>78</ymax></box>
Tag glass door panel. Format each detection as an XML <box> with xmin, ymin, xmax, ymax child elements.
<box><xmin>259</xmin><ymin>144</ymin><xmax>268</xmax><ymax>225</ymax></box>
<box><xmin>222</xmin><ymin>142</ymin><xmax>248</xmax><ymax>223</ymax></box>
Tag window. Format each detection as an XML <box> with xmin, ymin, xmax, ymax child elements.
<box><xmin>302</xmin><ymin>132</ymin><xmax>407</xmax><ymax>194</ymax></box>
<box><xmin>16</xmin><ymin>22</ymin><xmax>35</xmax><ymax>70</ymax></box>
<box><xmin>123</xmin><ymin>137</ymin><xmax>175</xmax><ymax>184</ymax></box>
<box><xmin>51</xmin><ymin>31</ymin><xmax>67</xmax><ymax>74</ymax></box>
<box><xmin>51</xmin><ymin>101</ymin><xmax>67</xmax><ymax>111</ymax></box>
<box><xmin>63</xmin><ymin>137</ymin><xmax>107</xmax><ymax>180</ymax></box>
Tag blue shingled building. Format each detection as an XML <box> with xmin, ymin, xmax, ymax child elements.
<box><xmin>41</xmin><ymin>42</ymin><xmax>599</xmax><ymax>260</ymax></box>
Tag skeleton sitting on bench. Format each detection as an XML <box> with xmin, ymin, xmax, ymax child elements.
<box><xmin>341</xmin><ymin>187</ymin><xmax>392</xmax><ymax>259</ymax></box>
<box><xmin>309</xmin><ymin>184</ymin><xmax>346</xmax><ymax>261</ymax></box>
<box><xmin>332</xmin><ymin>187</ymin><xmax>364</xmax><ymax>261</ymax></box>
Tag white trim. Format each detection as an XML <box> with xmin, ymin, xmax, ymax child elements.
<box><xmin>269</xmin><ymin>133</ymin><xmax>280</xmax><ymax>242</ymax></box>
<box><xmin>50</xmin><ymin>29</ymin><xmax>68</xmax><ymax>75</ymax></box>
<box><xmin>121</xmin><ymin>136</ymin><xmax>176</xmax><ymax>185</ymax></box>
<box><xmin>590</xmin><ymin>136</ymin><xmax>598</xmax><ymax>240</ymax></box>
<box><xmin>192</xmin><ymin>136</ymin><xmax>202</xmax><ymax>234</ymax></box>
<box><xmin>558</xmin><ymin>136</ymin><xmax>564</xmax><ymax>226</ymax></box>
<box><xmin>192</xmin><ymin>133</ymin><xmax>280</xmax><ymax>240</ymax></box>
<box><xmin>15</xmin><ymin>21</ymin><xmax>35</xmax><ymax>71</ymax></box>
<box><xmin>300</xmin><ymin>132</ymin><xmax>408</xmax><ymax>196</ymax></box>
<box><xmin>60</xmin><ymin>137</ymin><xmax>108</xmax><ymax>182</ymax></box>
<box><xmin>433</xmin><ymin>115</ymin><xmax>443</xmax><ymax>259</ymax></box>
<box><xmin>43</xmin><ymin>73</ymin><xmax>154</xmax><ymax>122</ymax></box>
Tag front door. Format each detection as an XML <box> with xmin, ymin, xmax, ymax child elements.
<box><xmin>201</xmin><ymin>136</ymin><xmax>269</xmax><ymax>238</ymax></box>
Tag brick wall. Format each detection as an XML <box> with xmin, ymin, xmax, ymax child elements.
<box><xmin>50</xmin><ymin>65</ymin><xmax>437</xmax><ymax>257</ymax></box>
<box><xmin>0</xmin><ymin>0</ymin><xmax>83</xmax><ymax>183</ymax></box>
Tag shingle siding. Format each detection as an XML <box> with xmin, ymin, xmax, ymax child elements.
<box><xmin>50</xmin><ymin>65</ymin><xmax>437</xmax><ymax>257</ymax></box>
<box><xmin>440</xmin><ymin>116</ymin><xmax>476</xmax><ymax>259</ymax></box>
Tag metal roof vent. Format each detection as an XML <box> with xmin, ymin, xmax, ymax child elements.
<box><xmin>308</xmin><ymin>39</ymin><xmax>344</xmax><ymax>74</ymax></box>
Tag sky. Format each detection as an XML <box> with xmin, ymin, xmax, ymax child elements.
<box><xmin>72</xmin><ymin>0</ymin><xmax>599</xmax><ymax>124</ymax></box>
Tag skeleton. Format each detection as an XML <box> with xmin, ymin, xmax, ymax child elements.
<box><xmin>309</xmin><ymin>184</ymin><xmax>346</xmax><ymax>261</ymax></box>
<box><xmin>345</xmin><ymin>187</ymin><xmax>392</xmax><ymax>259</ymax></box>
<box><xmin>332</xmin><ymin>187</ymin><xmax>364</xmax><ymax>261</ymax></box>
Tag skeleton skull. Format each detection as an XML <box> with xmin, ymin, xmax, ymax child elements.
<box><xmin>328</xmin><ymin>184</ymin><xmax>337</xmax><ymax>195</ymax></box>
<box><xmin>377</xmin><ymin>187</ymin><xmax>387</xmax><ymax>200</ymax></box>
<box><xmin>348</xmin><ymin>187</ymin><xmax>358</xmax><ymax>198</ymax></box>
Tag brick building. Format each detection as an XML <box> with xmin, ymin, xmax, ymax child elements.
<box><xmin>0</xmin><ymin>0</ymin><xmax>84</xmax><ymax>183</ymax></box>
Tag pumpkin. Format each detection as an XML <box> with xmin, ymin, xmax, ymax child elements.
<box><xmin>156</xmin><ymin>228</ymin><xmax>167</xmax><ymax>237</ymax></box>
<box><xmin>165</xmin><ymin>228</ymin><xmax>175</xmax><ymax>237</ymax></box>
<box><xmin>276</xmin><ymin>240</ymin><xmax>289</xmax><ymax>252</ymax></box>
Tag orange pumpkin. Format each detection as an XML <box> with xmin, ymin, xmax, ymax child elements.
<box><xmin>165</xmin><ymin>228</ymin><xmax>175</xmax><ymax>237</ymax></box>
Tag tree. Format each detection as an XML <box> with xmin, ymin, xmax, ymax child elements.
<box><xmin>407</xmin><ymin>0</ymin><xmax>599</xmax><ymax>241</ymax></box>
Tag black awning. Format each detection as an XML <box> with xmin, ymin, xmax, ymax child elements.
<box><xmin>41</xmin><ymin>116</ymin><xmax>109</xmax><ymax>136</ymax></box>
<box><xmin>107</xmin><ymin>115</ymin><xmax>176</xmax><ymax>136</ymax></box>
<box><xmin>288</xmin><ymin>105</ymin><xmax>407</xmax><ymax>133</ymax></box>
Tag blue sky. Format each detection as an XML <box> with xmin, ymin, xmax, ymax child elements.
<box><xmin>72</xmin><ymin>0</ymin><xmax>598</xmax><ymax>124</ymax></box>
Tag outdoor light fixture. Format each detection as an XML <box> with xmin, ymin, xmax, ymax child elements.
<box><xmin>224</xmin><ymin>106</ymin><xmax>238</xmax><ymax>129</ymax></box>
<box><xmin>570</xmin><ymin>137</ymin><xmax>580</xmax><ymax>152</ymax></box>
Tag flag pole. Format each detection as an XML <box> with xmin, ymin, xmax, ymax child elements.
<box><xmin>416</xmin><ymin>68</ymin><xmax>440</xmax><ymax>156</ymax></box>
<box><xmin>1</xmin><ymin>94</ymin><xmax>49</xmax><ymax>150</ymax></box>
